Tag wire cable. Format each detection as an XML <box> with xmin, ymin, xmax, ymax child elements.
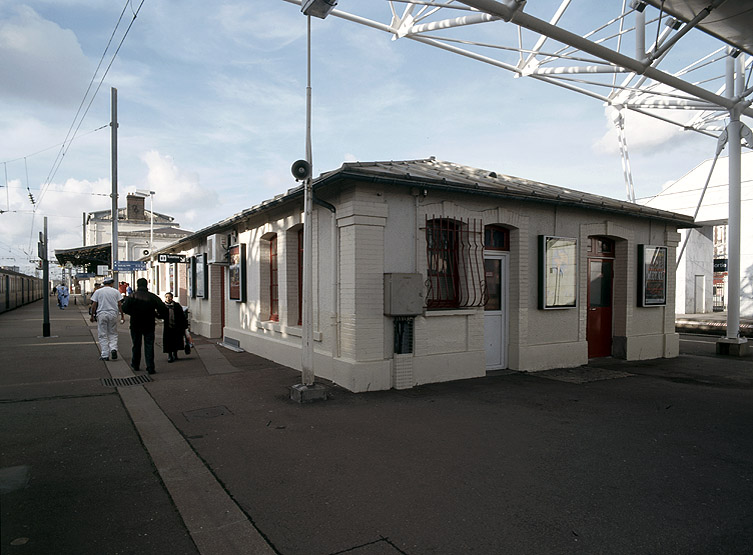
<box><xmin>27</xmin><ymin>0</ymin><xmax>147</xmax><ymax>255</ymax></box>
<box><xmin>0</xmin><ymin>125</ymin><xmax>108</xmax><ymax>166</ymax></box>
<box><xmin>43</xmin><ymin>4</ymin><xmax>129</xmax><ymax>189</ymax></box>
<box><xmin>35</xmin><ymin>0</ymin><xmax>147</xmax><ymax>211</ymax></box>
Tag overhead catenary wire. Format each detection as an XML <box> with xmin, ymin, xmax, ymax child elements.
<box><xmin>36</xmin><ymin>0</ymin><xmax>147</xmax><ymax>211</ymax></box>
<box><xmin>3</xmin><ymin>162</ymin><xmax>8</xmax><ymax>211</ymax></box>
<box><xmin>0</xmin><ymin>125</ymin><xmax>108</xmax><ymax>166</ymax></box>
<box><xmin>1</xmin><ymin>184</ymin><xmax>111</xmax><ymax>198</ymax></box>
<box><xmin>676</xmin><ymin>133</ymin><xmax>728</xmax><ymax>264</ymax></box>
<box><xmin>22</xmin><ymin>0</ymin><xmax>146</xmax><ymax>257</ymax></box>
<box><xmin>24</xmin><ymin>158</ymin><xmax>35</xmax><ymax>207</ymax></box>
<box><xmin>39</xmin><ymin>2</ymin><xmax>131</xmax><ymax>200</ymax></box>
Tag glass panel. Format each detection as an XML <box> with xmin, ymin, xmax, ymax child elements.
<box><xmin>484</xmin><ymin>258</ymin><xmax>501</xmax><ymax>311</ymax></box>
<box><xmin>270</xmin><ymin>236</ymin><xmax>278</xmax><ymax>320</ymax></box>
<box><xmin>545</xmin><ymin>237</ymin><xmax>577</xmax><ymax>308</ymax></box>
<box><xmin>589</xmin><ymin>260</ymin><xmax>612</xmax><ymax>307</ymax></box>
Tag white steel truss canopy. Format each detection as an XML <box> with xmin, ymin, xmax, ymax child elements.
<box><xmin>643</xmin><ymin>0</ymin><xmax>753</xmax><ymax>57</ymax></box>
<box><xmin>282</xmin><ymin>0</ymin><xmax>753</xmax><ymax>342</ymax></box>
<box><xmin>283</xmin><ymin>0</ymin><xmax>753</xmax><ymax>142</ymax></box>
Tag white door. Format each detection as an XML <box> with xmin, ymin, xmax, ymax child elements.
<box><xmin>484</xmin><ymin>253</ymin><xmax>508</xmax><ymax>369</ymax></box>
<box><xmin>694</xmin><ymin>275</ymin><xmax>705</xmax><ymax>313</ymax></box>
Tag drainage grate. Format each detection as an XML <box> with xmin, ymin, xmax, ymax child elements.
<box><xmin>101</xmin><ymin>375</ymin><xmax>153</xmax><ymax>388</ymax></box>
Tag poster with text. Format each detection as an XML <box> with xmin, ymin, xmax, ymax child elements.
<box><xmin>196</xmin><ymin>253</ymin><xmax>206</xmax><ymax>298</ymax></box>
<box><xmin>228</xmin><ymin>244</ymin><xmax>246</xmax><ymax>302</ymax></box>
<box><xmin>640</xmin><ymin>245</ymin><xmax>667</xmax><ymax>306</ymax></box>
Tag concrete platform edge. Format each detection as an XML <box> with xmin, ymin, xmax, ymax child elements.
<box><xmin>82</xmin><ymin>309</ymin><xmax>276</xmax><ymax>555</ymax></box>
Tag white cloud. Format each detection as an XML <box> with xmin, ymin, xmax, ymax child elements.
<box><xmin>215</xmin><ymin>4</ymin><xmax>305</xmax><ymax>48</ymax></box>
<box><xmin>0</xmin><ymin>174</ymin><xmax>112</xmax><ymax>274</ymax></box>
<box><xmin>0</xmin><ymin>5</ymin><xmax>90</xmax><ymax>106</ymax></box>
<box><xmin>595</xmin><ymin>106</ymin><xmax>686</xmax><ymax>154</ymax></box>
<box><xmin>140</xmin><ymin>150</ymin><xmax>220</xmax><ymax>230</ymax></box>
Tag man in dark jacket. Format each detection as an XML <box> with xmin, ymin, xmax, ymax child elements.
<box><xmin>123</xmin><ymin>278</ymin><xmax>168</xmax><ymax>374</ymax></box>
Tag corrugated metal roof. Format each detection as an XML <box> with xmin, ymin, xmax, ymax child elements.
<box><xmin>321</xmin><ymin>158</ymin><xmax>696</xmax><ymax>226</ymax></box>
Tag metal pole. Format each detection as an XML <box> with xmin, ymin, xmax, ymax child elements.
<box><xmin>42</xmin><ymin>216</ymin><xmax>50</xmax><ymax>337</ymax></box>
<box><xmin>111</xmin><ymin>87</ymin><xmax>119</xmax><ymax>285</ymax></box>
<box><xmin>301</xmin><ymin>14</ymin><xmax>315</xmax><ymax>386</ymax></box>
<box><xmin>725</xmin><ymin>51</ymin><xmax>746</xmax><ymax>342</ymax></box>
<box><xmin>727</xmin><ymin>110</ymin><xmax>741</xmax><ymax>340</ymax></box>
<box><xmin>150</xmin><ymin>192</ymin><xmax>154</xmax><ymax>285</ymax></box>
<box><xmin>635</xmin><ymin>8</ymin><xmax>645</xmax><ymax>62</ymax></box>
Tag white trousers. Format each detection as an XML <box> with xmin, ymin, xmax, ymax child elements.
<box><xmin>97</xmin><ymin>311</ymin><xmax>119</xmax><ymax>357</ymax></box>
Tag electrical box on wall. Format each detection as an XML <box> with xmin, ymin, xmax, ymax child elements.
<box><xmin>384</xmin><ymin>273</ymin><xmax>424</xmax><ymax>316</ymax></box>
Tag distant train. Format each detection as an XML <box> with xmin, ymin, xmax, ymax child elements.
<box><xmin>0</xmin><ymin>268</ymin><xmax>45</xmax><ymax>314</ymax></box>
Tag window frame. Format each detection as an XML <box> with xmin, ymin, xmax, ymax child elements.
<box><xmin>426</xmin><ymin>218</ymin><xmax>461</xmax><ymax>309</ymax></box>
<box><xmin>484</xmin><ymin>225</ymin><xmax>510</xmax><ymax>252</ymax></box>
<box><xmin>297</xmin><ymin>228</ymin><xmax>303</xmax><ymax>325</ymax></box>
<box><xmin>269</xmin><ymin>235</ymin><xmax>279</xmax><ymax>321</ymax></box>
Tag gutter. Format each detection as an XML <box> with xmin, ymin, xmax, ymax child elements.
<box><xmin>146</xmin><ymin>186</ymin><xmax>305</xmax><ymax>257</ymax></box>
<box><xmin>317</xmin><ymin>170</ymin><xmax>698</xmax><ymax>229</ymax></box>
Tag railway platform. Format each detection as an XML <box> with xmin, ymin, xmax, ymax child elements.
<box><xmin>1</xmin><ymin>299</ymin><xmax>752</xmax><ymax>555</ymax></box>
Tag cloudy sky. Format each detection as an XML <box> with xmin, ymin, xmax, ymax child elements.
<box><xmin>0</xmin><ymin>0</ymin><xmax>740</xmax><ymax>274</ymax></box>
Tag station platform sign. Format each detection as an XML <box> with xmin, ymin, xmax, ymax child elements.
<box><xmin>113</xmin><ymin>261</ymin><xmax>148</xmax><ymax>271</ymax></box>
<box><xmin>158</xmin><ymin>254</ymin><xmax>187</xmax><ymax>263</ymax></box>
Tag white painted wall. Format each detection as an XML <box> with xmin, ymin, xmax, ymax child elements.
<box><xmin>640</xmin><ymin>151</ymin><xmax>753</xmax><ymax>317</ymax></box>
<box><xmin>161</xmin><ymin>179</ymin><xmax>683</xmax><ymax>392</ymax></box>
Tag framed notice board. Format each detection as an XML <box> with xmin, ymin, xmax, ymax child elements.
<box><xmin>538</xmin><ymin>235</ymin><xmax>578</xmax><ymax>309</ymax></box>
<box><xmin>638</xmin><ymin>245</ymin><xmax>667</xmax><ymax>306</ymax></box>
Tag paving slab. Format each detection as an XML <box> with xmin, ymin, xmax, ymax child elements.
<box><xmin>3</xmin><ymin>300</ymin><xmax>753</xmax><ymax>555</ymax></box>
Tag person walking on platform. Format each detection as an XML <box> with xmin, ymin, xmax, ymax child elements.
<box><xmin>88</xmin><ymin>283</ymin><xmax>102</xmax><ymax>317</ymax></box>
<box><xmin>56</xmin><ymin>282</ymin><xmax>69</xmax><ymax>309</ymax></box>
<box><xmin>123</xmin><ymin>278</ymin><xmax>167</xmax><ymax>374</ymax></box>
<box><xmin>89</xmin><ymin>277</ymin><xmax>124</xmax><ymax>360</ymax></box>
<box><xmin>162</xmin><ymin>292</ymin><xmax>188</xmax><ymax>363</ymax></box>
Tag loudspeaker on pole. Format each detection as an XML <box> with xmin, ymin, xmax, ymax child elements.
<box><xmin>291</xmin><ymin>159</ymin><xmax>312</xmax><ymax>181</ymax></box>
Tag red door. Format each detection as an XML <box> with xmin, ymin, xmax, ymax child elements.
<box><xmin>587</xmin><ymin>258</ymin><xmax>613</xmax><ymax>358</ymax></box>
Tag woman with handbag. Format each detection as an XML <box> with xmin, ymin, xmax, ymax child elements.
<box><xmin>162</xmin><ymin>292</ymin><xmax>188</xmax><ymax>363</ymax></box>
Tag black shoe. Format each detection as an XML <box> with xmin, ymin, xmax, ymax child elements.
<box><xmin>147</xmin><ymin>369</ymin><xmax>156</xmax><ymax>374</ymax></box>
<box><xmin>173</xmin><ymin>353</ymin><xmax>178</xmax><ymax>360</ymax></box>
<box><xmin>184</xmin><ymin>344</ymin><xmax>191</xmax><ymax>355</ymax></box>
<box><xmin>111</xmin><ymin>350</ymin><xmax>117</xmax><ymax>360</ymax></box>
<box><xmin>167</xmin><ymin>355</ymin><xmax>174</xmax><ymax>363</ymax></box>
<box><xmin>99</xmin><ymin>356</ymin><xmax>109</xmax><ymax>361</ymax></box>
<box><xmin>131</xmin><ymin>364</ymin><xmax>141</xmax><ymax>372</ymax></box>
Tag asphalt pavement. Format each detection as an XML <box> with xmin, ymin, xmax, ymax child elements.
<box><xmin>1</xmin><ymin>297</ymin><xmax>752</xmax><ymax>555</ymax></box>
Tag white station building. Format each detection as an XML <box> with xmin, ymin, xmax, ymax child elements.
<box><xmin>153</xmin><ymin>158</ymin><xmax>694</xmax><ymax>392</ymax></box>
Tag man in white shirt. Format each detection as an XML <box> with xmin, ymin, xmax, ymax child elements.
<box><xmin>90</xmin><ymin>277</ymin><xmax>125</xmax><ymax>360</ymax></box>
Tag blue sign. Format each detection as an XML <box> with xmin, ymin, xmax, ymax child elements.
<box><xmin>114</xmin><ymin>261</ymin><xmax>147</xmax><ymax>271</ymax></box>
<box><xmin>75</xmin><ymin>272</ymin><xmax>96</xmax><ymax>278</ymax></box>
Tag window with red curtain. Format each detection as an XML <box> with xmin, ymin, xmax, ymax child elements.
<box><xmin>269</xmin><ymin>235</ymin><xmax>279</xmax><ymax>321</ymax></box>
<box><xmin>297</xmin><ymin>228</ymin><xmax>303</xmax><ymax>325</ymax></box>
<box><xmin>426</xmin><ymin>218</ymin><xmax>460</xmax><ymax>309</ymax></box>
